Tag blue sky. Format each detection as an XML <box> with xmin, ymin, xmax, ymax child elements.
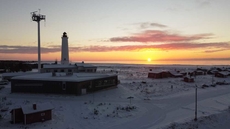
<box><xmin>0</xmin><ymin>0</ymin><xmax>229</xmax><ymax>64</ymax></box>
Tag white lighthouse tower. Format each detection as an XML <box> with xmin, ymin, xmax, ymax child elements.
<box><xmin>61</xmin><ymin>32</ymin><xmax>69</xmax><ymax>65</ymax></box>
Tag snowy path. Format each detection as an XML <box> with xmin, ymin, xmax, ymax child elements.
<box><xmin>109</xmin><ymin>86</ymin><xmax>230</xmax><ymax>129</ymax></box>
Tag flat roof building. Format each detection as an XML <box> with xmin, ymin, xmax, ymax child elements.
<box><xmin>41</xmin><ymin>62</ymin><xmax>97</xmax><ymax>73</ymax></box>
<box><xmin>11</xmin><ymin>72</ymin><xmax>118</xmax><ymax>95</ymax></box>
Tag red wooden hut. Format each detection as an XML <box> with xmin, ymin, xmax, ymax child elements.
<box><xmin>11</xmin><ymin>102</ymin><xmax>53</xmax><ymax>125</ymax></box>
<box><xmin>184</xmin><ymin>77</ymin><xmax>194</xmax><ymax>83</ymax></box>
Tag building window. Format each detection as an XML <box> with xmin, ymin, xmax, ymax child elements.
<box><xmin>104</xmin><ymin>80</ymin><xmax>108</xmax><ymax>85</ymax></box>
<box><xmin>41</xmin><ymin>113</ymin><xmax>45</xmax><ymax>116</ymax></box>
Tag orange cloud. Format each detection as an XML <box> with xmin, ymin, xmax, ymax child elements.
<box><xmin>110</xmin><ymin>30</ymin><xmax>213</xmax><ymax>42</ymax></box>
<box><xmin>0</xmin><ymin>42</ymin><xmax>229</xmax><ymax>54</ymax></box>
<box><xmin>71</xmin><ymin>42</ymin><xmax>230</xmax><ymax>52</ymax></box>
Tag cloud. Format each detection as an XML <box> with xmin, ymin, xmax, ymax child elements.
<box><xmin>110</xmin><ymin>30</ymin><xmax>213</xmax><ymax>43</ymax></box>
<box><xmin>0</xmin><ymin>45</ymin><xmax>60</xmax><ymax>54</ymax></box>
<box><xmin>0</xmin><ymin>42</ymin><xmax>229</xmax><ymax>54</ymax></box>
<box><xmin>196</xmin><ymin>0</ymin><xmax>212</xmax><ymax>7</ymax></box>
<box><xmin>157</xmin><ymin>57</ymin><xmax>230</xmax><ymax>61</ymax></box>
<box><xmin>204</xmin><ymin>49</ymin><xmax>229</xmax><ymax>53</ymax></box>
<box><xmin>70</xmin><ymin>42</ymin><xmax>230</xmax><ymax>52</ymax></box>
<box><xmin>138</xmin><ymin>22</ymin><xmax>167</xmax><ymax>29</ymax></box>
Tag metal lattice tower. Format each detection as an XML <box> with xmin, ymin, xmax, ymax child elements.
<box><xmin>31</xmin><ymin>10</ymin><xmax>46</xmax><ymax>73</ymax></box>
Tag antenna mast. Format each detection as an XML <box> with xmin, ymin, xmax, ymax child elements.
<box><xmin>31</xmin><ymin>10</ymin><xmax>46</xmax><ymax>73</ymax></box>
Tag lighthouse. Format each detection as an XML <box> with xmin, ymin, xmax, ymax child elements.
<box><xmin>61</xmin><ymin>32</ymin><xmax>69</xmax><ymax>65</ymax></box>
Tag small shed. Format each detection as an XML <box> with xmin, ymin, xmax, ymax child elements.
<box><xmin>207</xmin><ymin>69</ymin><xmax>219</xmax><ymax>75</ymax></box>
<box><xmin>194</xmin><ymin>70</ymin><xmax>206</xmax><ymax>75</ymax></box>
<box><xmin>11</xmin><ymin>103</ymin><xmax>53</xmax><ymax>125</ymax></box>
<box><xmin>215</xmin><ymin>71</ymin><xmax>229</xmax><ymax>78</ymax></box>
<box><xmin>184</xmin><ymin>77</ymin><xmax>194</xmax><ymax>83</ymax></box>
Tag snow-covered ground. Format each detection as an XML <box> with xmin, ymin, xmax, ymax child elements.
<box><xmin>0</xmin><ymin>64</ymin><xmax>230</xmax><ymax>129</ymax></box>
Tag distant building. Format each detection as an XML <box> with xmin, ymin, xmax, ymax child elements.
<box><xmin>41</xmin><ymin>62</ymin><xmax>97</xmax><ymax>73</ymax></box>
<box><xmin>148</xmin><ymin>70</ymin><xmax>183</xmax><ymax>79</ymax></box>
<box><xmin>194</xmin><ymin>70</ymin><xmax>206</xmax><ymax>75</ymax></box>
<box><xmin>184</xmin><ymin>77</ymin><xmax>194</xmax><ymax>83</ymax></box>
<box><xmin>207</xmin><ymin>68</ymin><xmax>219</xmax><ymax>75</ymax></box>
<box><xmin>11</xmin><ymin>72</ymin><xmax>118</xmax><ymax>95</ymax></box>
<box><xmin>197</xmin><ymin>68</ymin><xmax>208</xmax><ymax>72</ymax></box>
<box><xmin>10</xmin><ymin>103</ymin><xmax>53</xmax><ymax>125</ymax></box>
<box><xmin>148</xmin><ymin>70</ymin><xmax>171</xmax><ymax>79</ymax></box>
<box><xmin>215</xmin><ymin>71</ymin><xmax>229</xmax><ymax>78</ymax></box>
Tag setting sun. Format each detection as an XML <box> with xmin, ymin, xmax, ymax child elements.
<box><xmin>147</xmin><ymin>58</ymin><xmax>151</xmax><ymax>62</ymax></box>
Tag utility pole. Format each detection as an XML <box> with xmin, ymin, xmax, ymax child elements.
<box><xmin>194</xmin><ymin>85</ymin><xmax>198</xmax><ymax>121</ymax></box>
<box><xmin>31</xmin><ymin>10</ymin><xmax>46</xmax><ymax>73</ymax></box>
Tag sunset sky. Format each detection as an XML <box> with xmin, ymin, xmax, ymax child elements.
<box><xmin>0</xmin><ymin>0</ymin><xmax>229</xmax><ymax>64</ymax></box>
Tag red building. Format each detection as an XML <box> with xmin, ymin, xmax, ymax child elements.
<box><xmin>11</xmin><ymin>103</ymin><xmax>53</xmax><ymax>125</ymax></box>
<box><xmin>148</xmin><ymin>71</ymin><xmax>171</xmax><ymax>79</ymax></box>
<box><xmin>184</xmin><ymin>77</ymin><xmax>194</xmax><ymax>83</ymax></box>
<box><xmin>215</xmin><ymin>71</ymin><xmax>229</xmax><ymax>78</ymax></box>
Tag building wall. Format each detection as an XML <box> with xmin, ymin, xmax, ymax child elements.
<box><xmin>25</xmin><ymin>110</ymin><xmax>52</xmax><ymax>124</ymax></box>
<box><xmin>195</xmin><ymin>71</ymin><xmax>206</xmax><ymax>75</ymax></box>
<box><xmin>11</xmin><ymin>75</ymin><xmax>118</xmax><ymax>95</ymax></box>
<box><xmin>41</xmin><ymin>67</ymin><xmax>97</xmax><ymax>73</ymax></box>
<box><xmin>215</xmin><ymin>73</ymin><xmax>227</xmax><ymax>78</ymax></box>
<box><xmin>11</xmin><ymin>79</ymin><xmax>78</xmax><ymax>95</ymax></box>
<box><xmin>41</xmin><ymin>68</ymin><xmax>78</xmax><ymax>73</ymax></box>
<box><xmin>148</xmin><ymin>72</ymin><xmax>170</xmax><ymax>79</ymax></box>
<box><xmin>184</xmin><ymin>77</ymin><xmax>194</xmax><ymax>82</ymax></box>
<box><xmin>148</xmin><ymin>73</ymin><xmax>159</xmax><ymax>78</ymax></box>
<box><xmin>11</xmin><ymin>108</ymin><xmax>23</xmax><ymax>124</ymax></box>
<box><xmin>94</xmin><ymin>76</ymin><xmax>118</xmax><ymax>91</ymax></box>
<box><xmin>71</xmin><ymin>76</ymin><xmax>118</xmax><ymax>95</ymax></box>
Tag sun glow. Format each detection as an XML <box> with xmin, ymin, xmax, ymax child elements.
<box><xmin>147</xmin><ymin>58</ymin><xmax>151</xmax><ymax>62</ymax></box>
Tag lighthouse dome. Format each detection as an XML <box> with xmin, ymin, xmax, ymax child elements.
<box><xmin>62</xmin><ymin>32</ymin><xmax>67</xmax><ymax>37</ymax></box>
